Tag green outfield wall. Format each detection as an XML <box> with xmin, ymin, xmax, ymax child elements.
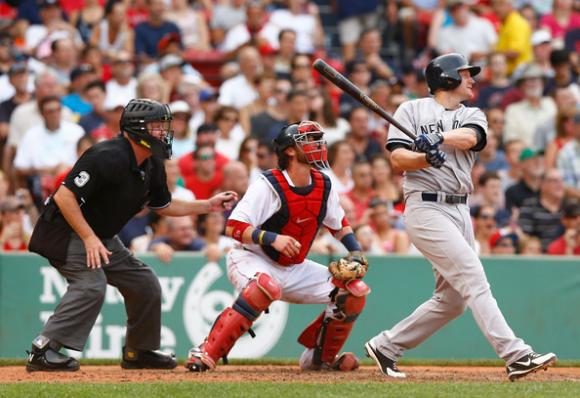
<box><xmin>0</xmin><ymin>253</ymin><xmax>578</xmax><ymax>360</ymax></box>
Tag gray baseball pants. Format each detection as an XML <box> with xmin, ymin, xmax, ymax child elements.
<box><xmin>370</xmin><ymin>193</ymin><xmax>532</xmax><ymax>365</ymax></box>
<box><xmin>40</xmin><ymin>234</ymin><xmax>162</xmax><ymax>351</ymax></box>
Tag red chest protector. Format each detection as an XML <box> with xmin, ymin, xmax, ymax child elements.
<box><xmin>260</xmin><ymin>169</ymin><xmax>331</xmax><ymax>265</ymax></box>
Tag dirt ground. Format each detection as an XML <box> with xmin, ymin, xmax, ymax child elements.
<box><xmin>2</xmin><ymin>365</ymin><xmax>580</xmax><ymax>384</ymax></box>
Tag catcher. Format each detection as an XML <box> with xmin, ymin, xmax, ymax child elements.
<box><xmin>186</xmin><ymin>121</ymin><xmax>370</xmax><ymax>372</ymax></box>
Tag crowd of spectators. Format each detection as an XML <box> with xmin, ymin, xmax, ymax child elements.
<box><xmin>0</xmin><ymin>0</ymin><xmax>577</xmax><ymax>259</ymax></box>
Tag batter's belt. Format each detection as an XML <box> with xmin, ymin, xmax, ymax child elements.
<box><xmin>421</xmin><ymin>192</ymin><xmax>468</xmax><ymax>204</ymax></box>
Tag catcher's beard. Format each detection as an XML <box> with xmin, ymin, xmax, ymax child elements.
<box><xmin>294</xmin><ymin>147</ymin><xmax>311</xmax><ymax>167</ymax></box>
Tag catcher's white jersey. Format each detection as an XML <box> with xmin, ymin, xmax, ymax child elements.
<box><xmin>229</xmin><ymin>169</ymin><xmax>345</xmax><ymax>254</ymax></box>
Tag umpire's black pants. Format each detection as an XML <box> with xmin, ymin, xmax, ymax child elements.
<box><xmin>40</xmin><ymin>233</ymin><xmax>162</xmax><ymax>351</ymax></box>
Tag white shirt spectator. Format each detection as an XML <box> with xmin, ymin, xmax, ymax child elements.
<box><xmin>0</xmin><ymin>74</ymin><xmax>35</xmax><ymax>103</ymax></box>
<box><xmin>106</xmin><ymin>78</ymin><xmax>138</xmax><ymax>107</ymax></box>
<box><xmin>172</xmin><ymin>185</ymin><xmax>196</xmax><ymax>201</ymax></box>
<box><xmin>14</xmin><ymin>121</ymin><xmax>84</xmax><ymax>170</ymax></box>
<box><xmin>269</xmin><ymin>9</ymin><xmax>317</xmax><ymax>53</ymax></box>
<box><xmin>8</xmin><ymin>101</ymin><xmax>75</xmax><ymax>147</ymax></box>
<box><xmin>503</xmin><ymin>98</ymin><xmax>557</xmax><ymax>147</ymax></box>
<box><xmin>322</xmin><ymin>168</ymin><xmax>353</xmax><ymax>194</ymax></box>
<box><xmin>172</xmin><ymin>136</ymin><xmax>196</xmax><ymax>160</ymax></box>
<box><xmin>218</xmin><ymin>74</ymin><xmax>258</xmax><ymax>109</ymax></box>
<box><xmin>437</xmin><ymin>14</ymin><xmax>497</xmax><ymax>60</ymax></box>
<box><xmin>215</xmin><ymin>124</ymin><xmax>246</xmax><ymax>158</ymax></box>
<box><xmin>221</xmin><ymin>22</ymin><xmax>280</xmax><ymax>52</ymax></box>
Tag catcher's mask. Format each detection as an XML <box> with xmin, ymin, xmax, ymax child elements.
<box><xmin>273</xmin><ymin>121</ymin><xmax>329</xmax><ymax>169</ymax></box>
<box><xmin>120</xmin><ymin>98</ymin><xmax>174</xmax><ymax>159</ymax></box>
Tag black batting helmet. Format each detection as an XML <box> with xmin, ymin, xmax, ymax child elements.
<box><xmin>120</xmin><ymin>98</ymin><xmax>174</xmax><ymax>159</ymax></box>
<box><xmin>425</xmin><ymin>53</ymin><xmax>481</xmax><ymax>94</ymax></box>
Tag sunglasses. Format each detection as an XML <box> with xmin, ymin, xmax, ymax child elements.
<box><xmin>478</xmin><ymin>214</ymin><xmax>495</xmax><ymax>220</ymax></box>
<box><xmin>196</xmin><ymin>153</ymin><xmax>214</xmax><ymax>160</ymax></box>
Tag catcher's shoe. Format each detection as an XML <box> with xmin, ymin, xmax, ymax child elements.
<box><xmin>121</xmin><ymin>346</ymin><xmax>177</xmax><ymax>369</ymax></box>
<box><xmin>185</xmin><ymin>345</ymin><xmax>216</xmax><ymax>372</ymax></box>
<box><xmin>329</xmin><ymin>352</ymin><xmax>360</xmax><ymax>371</ymax></box>
<box><xmin>506</xmin><ymin>352</ymin><xmax>557</xmax><ymax>381</ymax></box>
<box><xmin>299</xmin><ymin>349</ymin><xmax>359</xmax><ymax>371</ymax></box>
<box><xmin>26</xmin><ymin>346</ymin><xmax>80</xmax><ymax>372</ymax></box>
<box><xmin>364</xmin><ymin>341</ymin><xmax>406</xmax><ymax>379</ymax></box>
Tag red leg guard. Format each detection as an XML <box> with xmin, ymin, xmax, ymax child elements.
<box><xmin>298</xmin><ymin>284</ymin><xmax>368</xmax><ymax>367</ymax></box>
<box><xmin>195</xmin><ymin>273</ymin><xmax>281</xmax><ymax>369</ymax></box>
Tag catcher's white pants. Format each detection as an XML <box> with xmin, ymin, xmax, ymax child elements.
<box><xmin>370</xmin><ymin>193</ymin><xmax>532</xmax><ymax>365</ymax></box>
<box><xmin>226</xmin><ymin>247</ymin><xmax>335</xmax><ymax>304</ymax></box>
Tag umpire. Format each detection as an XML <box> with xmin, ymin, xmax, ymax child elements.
<box><xmin>26</xmin><ymin>98</ymin><xmax>237</xmax><ymax>372</ymax></box>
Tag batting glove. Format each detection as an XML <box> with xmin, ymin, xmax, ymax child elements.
<box><xmin>414</xmin><ymin>133</ymin><xmax>444</xmax><ymax>153</ymax></box>
<box><xmin>425</xmin><ymin>149</ymin><xmax>446</xmax><ymax>168</ymax></box>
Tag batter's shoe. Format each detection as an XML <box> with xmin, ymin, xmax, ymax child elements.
<box><xmin>506</xmin><ymin>352</ymin><xmax>557</xmax><ymax>381</ymax></box>
<box><xmin>121</xmin><ymin>346</ymin><xmax>177</xmax><ymax>369</ymax></box>
<box><xmin>26</xmin><ymin>346</ymin><xmax>80</xmax><ymax>372</ymax></box>
<box><xmin>185</xmin><ymin>344</ymin><xmax>216</xmax><ymax>372</ymax></box>
<box><xmin>364</xmin><ymin>340</ymin><xmax>406</xmax><ymax>378</ymax></box>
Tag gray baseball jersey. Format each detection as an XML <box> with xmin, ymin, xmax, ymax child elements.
<box><xmin>370</xmin><ymin>97</ymin><xmax>534</xmax><ymax>367</ymax></box>
<box><xmin>387</xmin><ymin>98</ymin><xmax>487</xmax><ymax>195</ymax></box>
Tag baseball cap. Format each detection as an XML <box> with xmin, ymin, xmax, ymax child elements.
<box><xmin>112</xmin><ymin>51</ymin><xmax>133</xmax><ymax>64</ymax></box>
<box><xmin>489</xmin><ymin>228</ymin><xmax>519</xmax><ymax>249</ymax></box>
<box><xmin>104</xmin><ymin>95</ymin><xmax>127</xmax><ymax>111</ymax></box>
<box><xmin>515</xmin><ymin>63</ymin><xmax>545</xmax><ymax>83</ymax></box>
<box><xmin>40</xmin><ymin>0</ymin><xmax>59</xmax><ymax>8</ymax></box>
<box><xmin>447</xmin><ymin>0</ymin><xmax>475</xmax><ymax>8</ymax></box>
<box><xmin>0</xmin><ymin>196</ymin><xmax>25</xmax><ymax>212</ymax></box>
<box><xmin>531</xmin><ymin>30</ymin><xmax>552</xmax><ymax>47</ymax></box>
<box><xmin>519</xmin><ymin>147</ymin><xmax>540</xmax><ymax>162</ymax></box>
<box><xmin>159</xmin><ymin>54</ymin><xmax>184</xmax><ymax>72</ymax></box>
<box><xmin>199</xmin><ymin>88</ymin><xmax>218</xmax><ymax>102</ymax></box>
<box><xmin>169</xmin><ymin>100</ymin><xmax>191</xmax><ymax>115</ymax></box>
<box><xmin>70</xmin><ymin>64</ymin><xmax>96</xmax><ymax>82</ymax></box>
<box><xmin>196</xmin><ymin>123</ymin><xmax>218</xmax><ymax>135</ymax></box>
<box><xmin>8</xmin><ymin>62</ymin><xmax>28</xmax><ymax>76</ymax></box>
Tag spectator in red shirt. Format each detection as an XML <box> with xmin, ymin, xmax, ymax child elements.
<box><xmin>178</xmin><ymin>123</ymin><xmax>230</xmax><ymax>181</ymax></box>
<box><xmin>547</xmin><ymin>201</ymin><xmax>580</xmax><ymax>255</ymax></box>
<box><xmin>183</xmin><ymin>145</ymin><xmax>223</xmax><ymax>200</ymax></box>
<box><xmin>345</xmin><ymin>159</ymin><xmax>375</xmax><ymax>226</ymax></box>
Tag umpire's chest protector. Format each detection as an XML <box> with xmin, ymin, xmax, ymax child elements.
<box><xmin>260</xmin><ymin>169</ymin><xmax>331</xmax><ymax>265</ymax></box>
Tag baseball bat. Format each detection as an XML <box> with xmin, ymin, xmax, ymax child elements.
<box><xmin>312</xmin><ymin>58</ymin><xmax>417</xmax><ymax>140</ymax></box>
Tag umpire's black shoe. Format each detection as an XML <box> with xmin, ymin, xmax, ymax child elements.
<box><xmin>121</xmin><ymin>346</ymin><xmax>177</xmax><ymax>369</ymax></box>
<box><xmin>364</xmin><ymin>340</ymin><xmax>406</xmax><ymax>378</ymax></box>
<box><xmin>26</xmin><ymin>346</ymin><xmax>80</xmax><ymax>372</ymax></box>
<box><xmin>506</xmin><ymin>352</ymin><xmax>557</xmax><ymax>381</ymax></box>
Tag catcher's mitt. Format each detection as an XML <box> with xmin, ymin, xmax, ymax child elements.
<box><xmin>328</xmin><ymin>252</ymin><xmax>369</xmax><ymax>281</ymax></box>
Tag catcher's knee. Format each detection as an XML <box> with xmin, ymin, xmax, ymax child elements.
<box><xmin>331</xmin><ymin>281</ymin><xmax>370</xmax><ymax>322</ymax></box>
<box><xmin>233</xmin><ymin>272</ymin><xmax>282</xmax><ymax>321</ymax></box>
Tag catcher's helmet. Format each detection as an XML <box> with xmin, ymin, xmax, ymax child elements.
<box><xmin>120</xmin><ymin>98</ymin><xmax>174</xmax><ymax>159</ymax></box>
<box><xmin>273</xmin><ymin>121</ymin><xmax>329</xmax><ymax>169</ymax></box>
<box><xmin>425</xmin><ymin>53</ymin><xmax>481</xmax><ymax>94</ymax></box>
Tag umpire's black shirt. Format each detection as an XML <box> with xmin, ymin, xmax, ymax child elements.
<box><xmin>29</xmin><ymin>135</ymin><xmax>171</xmax><ymax>265</ymax></box>
<box><xmin>64</xmin><ymin>135</ymin><xmax>171</xmax><ymax>238</ymax></box>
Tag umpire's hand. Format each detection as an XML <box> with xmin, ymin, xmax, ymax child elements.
<box><xmin>208</xmin><ymin>191</ymin><xmax>238</xmax><ymax>212</ymax></box>
<box><xmin>83</xmin><ymin>235</ymin><xmax>112</xmax><ymax>269</ymax></box>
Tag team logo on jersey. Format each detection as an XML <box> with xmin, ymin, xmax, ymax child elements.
<box><xmin>74</xmin><ymin>171</ymin><xmax>90</xmax><ymax>187</ymax></box>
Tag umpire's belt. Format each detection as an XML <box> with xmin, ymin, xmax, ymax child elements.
<box><xmin>421</xmin><ymin>192</ymin><xmax>467</xmax><ymax>204</ymax></box>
